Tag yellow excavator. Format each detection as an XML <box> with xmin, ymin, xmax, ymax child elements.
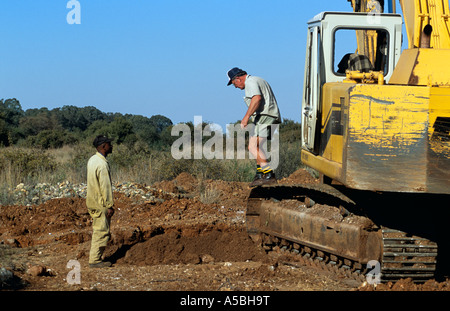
<box><xmin>246</xmin><ymin>0</ymin><xmax>450</xmax><ymax>282</ymax></box>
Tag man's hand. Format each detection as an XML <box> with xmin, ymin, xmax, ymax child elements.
<box><xmin>241</xmin><ymin>116</ymin><xmax>249</xmax><ymax>129</ymax></box>
<box><xmin>106</xmin><ymin>207</ymin><xmax>115</xmax><ymax>218</ymax></box>
<box><xmin>241</xmin><ymin>95</ymin><xmax>262</xmax><ymax>129</ymax></box>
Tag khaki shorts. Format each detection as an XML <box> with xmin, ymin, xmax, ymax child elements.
<box><xmin>251</xmin><ymin>115</ymin><xmax>280</xmax><ymax>139</ymax></box>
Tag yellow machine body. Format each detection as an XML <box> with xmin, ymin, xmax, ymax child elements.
<box><xmin>301</xmin><ymin>81</ymin><xmax>450</xmax><ymax>194</ymax></box>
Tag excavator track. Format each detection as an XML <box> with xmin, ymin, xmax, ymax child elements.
<box><xmin>381</xmin><ymin>228</ymin><xmax>438</xmax><ymax>282</ymax></box>
<box><xmin>246</xmin><ymin>184</ymin><xmax>439</xmax><ymax>283</ymax></box>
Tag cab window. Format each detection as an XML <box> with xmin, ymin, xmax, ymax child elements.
<box><xmin>333</xmin><ymin>28</ymin><xmax>389</xmax><ymax>75</ymax></box>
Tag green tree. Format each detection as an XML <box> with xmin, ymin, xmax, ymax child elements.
<box><xmin>0</xmin><ymin>119</ymin><xmax>9</xmax><ymax>146</ymax></box>
<box><xmin>19</xmin><ymin>113</ymin><xmax>61</xmax><ymax>137</ymax></box>
<box><xmin>24</xmin><ymin>107</ymin><xmax>51</xmax><ymax>117</ymax></box>
<box><xmin>149</xmin><ymin>114</ymin><xmax>173</xmax><ymax>134</ymax></box>
<box><xmin>0</xmin><ymin>98</ymin><xmax>24</xmax><ymax>126</ymax></box>
<box><xmin>54</xmin><ymin>105</ymin><xmax>105</xmax><ymax>132</ymax></box>
<box><xmin>125</xmin><ymin>114</ymin><xmax>159</xmax><ymax>144</ymax></box>
<box><xmin>158</xmin><ymin>125</ymin><xmax>176</xmax><ymax>149</ymax></box>
<box><xmin>0</xmin><ymin>98</ymin><xmax>25</xmax><ymax>145</ymax></box>
<box><xmin>86</xmin><ymin>117</ymin><xmax>136</xmax><ymax>146</ymax></box>
<box><xmin>26</xmin><ymin>129</ymin><xmax>78</xmax><ymax>149</ymax></box>
<box><xmin>108</xmin><ymin>117</ymin><xmax>136</xmax><ymax>145</ymax></box>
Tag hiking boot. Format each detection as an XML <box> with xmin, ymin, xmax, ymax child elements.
<box><xmin>260</xmin><ymin>172</ymin><xmax>277</xmax><ymax>185</ymax></box>
<box><xmin>249</xmin><ymin>172</ymin><xmax>264</xmax><ymax>187</ymax></box>
<box><xmin>89</xmin><ymin>261</ymin><xmax>112</xmax><ymax>268</ymax></box>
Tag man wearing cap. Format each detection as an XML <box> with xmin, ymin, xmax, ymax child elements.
<box><xmin>86</xmin><ymin>135</ymin><xmax>114</xmax><ymax>268</ymax></box>
<box><xmin>227</xmin><ymin>67</ymin><xmax>281</xmax><ymax>186</ymax></box>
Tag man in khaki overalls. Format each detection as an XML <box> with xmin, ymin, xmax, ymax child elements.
<box><xmin>87</xmin><ymin>135</ymin><xmax>115</xmax><ymax>268</ymax></box>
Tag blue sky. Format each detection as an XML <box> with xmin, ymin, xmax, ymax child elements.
<box><xmin>1</xmin><ymin>0</ymin><xmax>387</xmax><ymax>128</ymax></box>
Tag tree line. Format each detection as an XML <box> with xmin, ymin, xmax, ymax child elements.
<box><xmin>0</xmin><ymin>98</ymin><xmax>302</xmax><ymax>150</ymax></box>
<box><xmin>0</xmin><ymin>98</ymin><xmax>174</xmax><ymax>149</ymax></box>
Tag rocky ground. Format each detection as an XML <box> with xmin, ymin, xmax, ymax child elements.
<box><xmin>1</xmin><ymin>169</ymin><xmax>449</xmax><ymax>295</ymax></box>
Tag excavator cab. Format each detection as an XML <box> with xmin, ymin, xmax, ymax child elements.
<box><xmin>302</xmin><ymin>12</ymin><xmax>402</xmax><ymax>154</ymax></box>
<box><xmin>301</xmin><ymin>9</ymin><xmax>450</xmax><ymax>194</ymax></box>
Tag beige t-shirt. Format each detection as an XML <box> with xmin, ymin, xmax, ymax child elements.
<box><xmin>244</xmin><ymin>75</ymin><xmax>281</xmax><ymax>122</ymax></box>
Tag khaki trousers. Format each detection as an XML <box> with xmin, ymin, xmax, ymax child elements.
<box><xmin>88</xmin><ymin>207</ymin><xmax>111</xmax><ymax>264</ymax></box>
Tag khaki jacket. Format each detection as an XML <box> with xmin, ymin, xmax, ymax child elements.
<box><xmin>86</xmin><ymin>152</ymin><xmax>114</xmax><ymax>210</ymax></box>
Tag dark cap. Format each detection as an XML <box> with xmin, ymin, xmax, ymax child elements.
<box><xmin>227</xmin><ymin>67</ymin><xmax>246</xmax><ymax>86</ymax></box>
<box><xmin>93</xmin><ymin>135</ymin><xmax>113</xmax><ymax>147</ymax></box>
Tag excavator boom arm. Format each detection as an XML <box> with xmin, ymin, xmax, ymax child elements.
<box><xmin>400</xmin><ymin>0</ymin><xmax>450</xmax><ymax>48</ymax></box>
<box><xmin>349</xmin><ymin>0</ymin><xmax>450</xmax><ymax>48</ymax></box>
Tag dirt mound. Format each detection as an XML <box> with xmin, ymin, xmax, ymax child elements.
<box><xmin>118</xmin><ymin>225</ymin><xmax>267</xmax><ymax>266</ymax></box>
<box><xmin>153</xmin><ymin>172</ymin><xmax>197</xmax><ymax>193</ymax></box>
<box><xmin>0</xmin><ymin>197</ymin><xmax>91</xmax><ymax>247</ymax></box>
<box><xmin>280</xmin><ymin>168</ymin><xmax>319</xmax><ymax>184</ymax></box>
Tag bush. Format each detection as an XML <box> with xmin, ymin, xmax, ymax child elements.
<box><xmin>275</xmin><ymin>140</ymin><xmax>303</xmax><ymax>179</ymax></box>
<box><xmin>25</xmin><ymin>129</ymin><xmax>79</xmax><ymax>149</ymax></box>
<box><xmin>0</xmin><ymin>147</ymin><xmax>57</xmax><ymax>186</ymax></box>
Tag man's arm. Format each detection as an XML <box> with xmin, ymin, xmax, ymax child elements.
<box><xmin>98</xmin><ymin>165</ymin><xmax>114</xmax><ymax>207</ymax></box>
<box><xmin>241</xmin><ymin>95</ymin><xmax>262</xmax><ymax>128</ymax></box>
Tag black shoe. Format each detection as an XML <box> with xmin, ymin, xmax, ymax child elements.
<box><xmin>260</xmin><ymin>172</ymin><xmax>277</xmax><ymax>185</ymax></box>
<box><xmin>249</xmin><ymin>172</ymin><xmax>264</xmax><ymax>187</ymax></box>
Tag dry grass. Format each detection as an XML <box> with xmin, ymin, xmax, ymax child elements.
<box><xmin>0</xmin><ymin>139</ymin><xmax>302</xmax><ymax>204</ymax></box>
<box><xmin>0</xmin><ymin>144</ymin><xmax>255</xmax><ymax>187</ymax></box>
